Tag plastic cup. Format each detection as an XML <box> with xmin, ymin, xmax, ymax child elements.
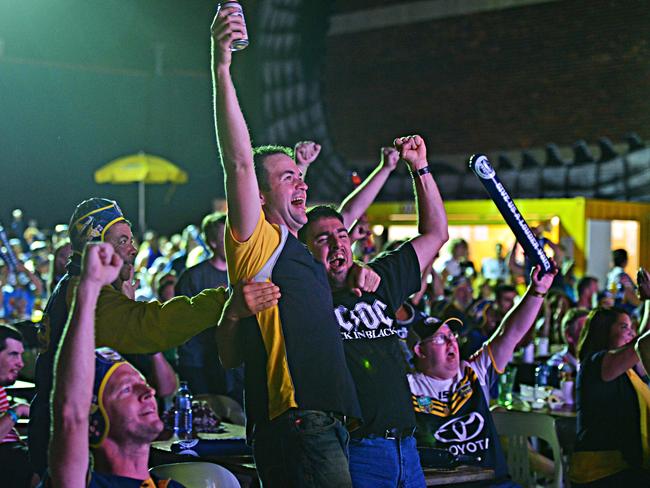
<box><xmin>498</xmin><ymin>366</ymin><xmax>517</xmax><ymax>406</ymax></box>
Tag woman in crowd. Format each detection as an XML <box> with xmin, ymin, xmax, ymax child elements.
<box><xmin>570</xmin><ymin>305</ymin><xmax>650</xmax><ymax>486</ymax></box>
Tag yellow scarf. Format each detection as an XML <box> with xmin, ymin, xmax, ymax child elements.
<box><xmin>627</xmin><ymin>368</ymin><xmax>650</xmax><ymax>469</ymax></box>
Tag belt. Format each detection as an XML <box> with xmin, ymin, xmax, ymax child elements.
<box><xmin>365</xmin><ymin>427</ymin><xmax>416</xmax><ymax>440</ymax></box>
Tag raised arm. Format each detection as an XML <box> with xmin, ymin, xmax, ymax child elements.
<box><xmin>294</xmin><ymin>141</ymin><xmax>322</xmax><ymax>178</ymax></box>
<box><xmin>211</xmin><ymin>7</ymin><xmax>259</xmax><ymax>242</ymax></box>
<box><xmin>338</xmin><ymin>147</ymin><xmax>399</xmax><ymax>229</ymax></box>
<box><xmin>488</xmin><ymin>264</ymin><xmax>557</xmax><ymax>371</ymax></box>
<box><xmin>50</xmin><ymin>243</ymin><xmax>122</xmax><ymax>488</ymax></box>
<box><xmin>394</xmin><ymin>135</ymin><xmax>449</xmax><ymax>275</ymax></box>
<box><xmin>16</xmin><ymin>261</ymin><xmax>44</xmax><ymax>297</ymax></box>
<box><xmin>148</xmin><ymin>353</ymin><xmax>179</xmax><ymax>397</ymax></box>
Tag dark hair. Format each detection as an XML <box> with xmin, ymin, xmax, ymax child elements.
<box><xmin>252</xmin><ymin>145</ymin><xmax>294</xmax><ymax>191</ymax></box>
<box><xmin>450</xmin><ymin>238</ymin><xmax>468</xmax><ymax>253</ymax></box>
<box><xmin>561</xmin><ymin>307</ymin><xmax>590</xmax><ymax>342</ymax></box>
<box><xmin>201</xmin><ymin>212</ymin><xmax>226</xmax><ymax>245</ymax></box>
<box><xmin>577</xmin><ymin>307</ymin><xmax>628</xmax><ymax>361</ymax></box>
<box><xmin>495</xmin><ymin>284</ymin><xmax>517</xmax><ymax>302</ymax></box>
<box><xmin>577</xmin><ymin>276</ymin><xmax>598</xmax><ymax>297</ymax></box>
<box><xmin>298</xmin><ymin>205</ymin><xmax>344</xmax><ymax>243</ymax></box>
<box><xmin>0</xmin><ymin>324</ymin><xmax>23</xmax><ymax>352</ymax></box>
<box><xmin>612</xmin><ymin>249</ymin><xmax>628</xmax><ymax>267</ymax></box>
<box><xmin>155</xmin><ymin>271</ymin><xmax>177</xmax><ymax>299</ymax></box>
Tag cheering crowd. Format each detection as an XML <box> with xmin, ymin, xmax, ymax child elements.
<box><xmin>2</xmin><ymin>7</ymin><xmax>650</xmax><ymax>488</ymax></box>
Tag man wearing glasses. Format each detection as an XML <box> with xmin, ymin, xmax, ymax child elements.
<box><xmin>409</xmin><ymin>264</ymin><xmax>557</xmax><ymax>485</ymax></box>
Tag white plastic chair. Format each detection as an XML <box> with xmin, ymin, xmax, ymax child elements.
<box><xmin>491</xmin><ymin>410</ymin><xmax>564</xmax><ymax>488</ymax></box>
<box><xmin>150</xmin><ymin>461</ymin><xmax>241</xmax><ymax>488</ymax></box>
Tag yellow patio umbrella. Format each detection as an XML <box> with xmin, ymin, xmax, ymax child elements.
<box><xmin>94</xmin><ymin>152</ymin><xmax>188</xmax><ymax>233</ymax></box>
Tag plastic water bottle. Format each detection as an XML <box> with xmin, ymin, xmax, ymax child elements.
<box><xmin>173</xmin><ymin>381</ymin><xmax>193</xmax><ymax>439</ymax></box>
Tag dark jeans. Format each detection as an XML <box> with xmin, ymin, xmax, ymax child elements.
<box><xmin>0</xmin><ymin>442</ymin><xmax>34</xmax><ymax>487</ymax></box>
<box><xmin>349</xmin><ymin>435</ymin><xmax>425</xmax><ymax>488</ymax></box>
<box><xmin>252</xmin><ymin>409</ymin><xmax>352</xmax><ymax>488</ymax></box>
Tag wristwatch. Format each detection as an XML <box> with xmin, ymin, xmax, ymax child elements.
<box><xmin>411</xmin><ymin>165</ymin><xmax>431</xmax><ymax>178</ymax></box>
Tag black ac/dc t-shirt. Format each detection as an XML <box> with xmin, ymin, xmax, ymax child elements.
<box><xmin>331</xmin><ymin>242</ymin><xmax>421</xmax><ymax>438</ymax></box>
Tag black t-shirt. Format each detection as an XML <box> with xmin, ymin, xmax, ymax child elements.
<box><xmin>575</xmin><ymin>350</ymin><xmax>643</xmax><ymax>467</ymax></box>
<box><xmin>331</xmin><ymin>242</ymin><xmax>421</xmax><ymax>437</ymax></box>
<box><xmin>174</xmin><ymin>260</ymin><xmax>228</xmax><ymax>368</ymax></box>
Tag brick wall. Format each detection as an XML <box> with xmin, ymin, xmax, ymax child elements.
<box><xmin>323</xmin><ymin>0</ymin><xmax>650</xmax><ymax>161</ymax></box>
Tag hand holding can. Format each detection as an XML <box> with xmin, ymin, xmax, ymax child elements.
<box><xmin>217</xmin><ymin>1</ymin><xmax>249</xmax><ymax>51</ymax></box>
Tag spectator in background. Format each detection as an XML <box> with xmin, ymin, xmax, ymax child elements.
<box><xmin>461</xmin><ymin>302</ymin><xmax>502</xmax><ymax>360</ymax></box>
<box><xmin>134</xmin><ymin>230</ymin><xmax>162</xmax><ymax>272</ymax></box>
<box><xmin>166</xmin><ymin>225</ymin><xmax>203</xmax><ymax>276</ymax></box>
<box><xmin>23</xmin><ymin>220</ymin><xmax>44</xmax><ymax>249</ymax></box>
<box><xmin>10</xmin><ymin>209</ymin><xmax>27</xmax><ymax>252</ymax></box>
<box><xmin>545</xmin><ymin>289</ymin><xmax>573</xmax><ymax>345</ymax></box>
<box><xmin>435</xmin><ymin>238</ymin><xmax>468</xmax><ymax>282</ymax></box>
<box><xmin>607</xmin><ymin>249</ymin><xmax>640</xmax><ymax>314</ymax></box>
<box><xmin>47</xmin><ymin>239</ymin><xmax>72</xmax><ymax>295</ymax></box>
<box><xmin>597</xmin><ymin>290</ymin><xmax>615</xmax><ymax>308</ymax></box>
<box><xmin>174</xmin><ymin>212</ymin><xmax>243</xmax><ymax>403</ymax></box>
<box><xmin>0</xmin><ymin>324</ymin><xmax>37</xmax><ymax>487</ymax></box>
<box><xmin>2</xmin><ymin>261</ymin><xmax>43</xmax><ymax>320</ymax></box>
<box><xmin>576</xmin><ymin>276</ymin><xmax>599</xmax><ymax>309</ymax></box>
<box><xmin>547</xmin><ymin>307</ymin><xmax>589</xmax><ymax>383</ymax></box>
<box><xmin>439</xmin><ymin>275</ymin><xmax>474</xmax><ymax>333</ymax></box>
<box><xmin>495</xmin><ymin>284</ymin><xmax>518</xmax><ymax>317</ymax></box>
<box><xmin>155</xmin><ymin>271</ymin><xmax>177</xmax><ymax>302</ymax></box>
<box><xmin>481</xmin><ymin>242</ymin><xmax>509</xmax><ymax>281</ymax></box>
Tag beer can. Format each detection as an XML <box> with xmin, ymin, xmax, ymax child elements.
<box><xmin>218</xmin><ymin>1</ymin><xmax>249</xmax><ymax>51</ymax></box>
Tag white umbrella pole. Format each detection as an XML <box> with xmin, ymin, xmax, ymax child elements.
<box><xmin>138</xmin><ymin>180</ymin><xmax>146</xmax><ymax>235</ymax></box>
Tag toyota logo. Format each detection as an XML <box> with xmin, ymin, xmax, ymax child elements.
<box><xmin>434</xmin><ymin>412</ymin><xmax>485</xmax><ymax>443</ymax></box>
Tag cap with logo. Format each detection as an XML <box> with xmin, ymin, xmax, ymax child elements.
<box><xmin>69</xmin><ymin>198</ymin><xmax>125</xmax><ymax>253</ymax></box>
<box><xmin>413</xmin><ymin>316</ymin><xmax>463</xmax><ymax>343</ymax></box>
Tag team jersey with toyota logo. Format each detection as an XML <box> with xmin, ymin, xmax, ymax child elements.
<box><xmin>408</xmin><ymin>347</ymin><xmax>508</xmax><ymax>479</ymax></box>
<box><xmin>331</xmin><ymin>242</ymin><xmax>421</xmax><ymax>438</ymax></box>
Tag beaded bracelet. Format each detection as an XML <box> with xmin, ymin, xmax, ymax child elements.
<box><xmin>5</xmin><ymin>408</ymin><xmax>19</xmax><ymax>424</ymax></box>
